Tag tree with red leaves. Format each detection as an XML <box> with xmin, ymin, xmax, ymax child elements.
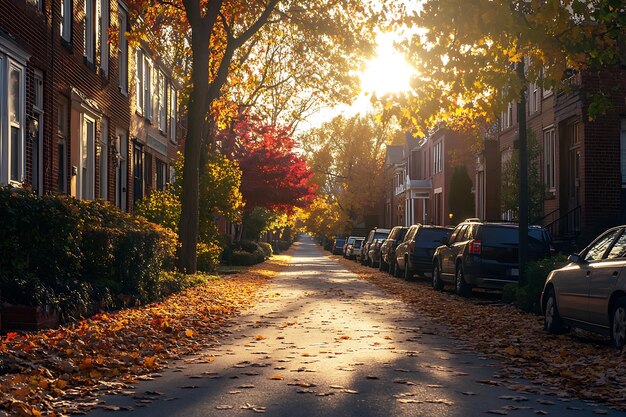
<box><xmin>221</xmin><ymin>117</ymin><xmax>316</xmax><ymax>217</ymax></box>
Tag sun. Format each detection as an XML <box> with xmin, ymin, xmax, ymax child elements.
<box><xmin>360</xmin><ymin>33</ymin><xmax>414</xmax><ymax>96</ymax></box>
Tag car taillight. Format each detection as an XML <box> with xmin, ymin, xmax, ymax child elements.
<box><xmin>468</xmin><ymin>239</ymin><xmax>481</xmax><ymax>255</ymax></box>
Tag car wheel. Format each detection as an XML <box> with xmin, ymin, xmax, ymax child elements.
<box><xmin>379</xmin><ymin>259</ymin><xmax>387</xmax><ymax>272</ymax></box>
<box><xmin>432</xmin><ymin>262</ymin><xmax>444</xmax><ymax>291</ymax></box>
<box><xmin>611</xmin><ymin>297</ymin><xmax>626</xmax><ymax>349</ymax></box>
<box><xmin>544</xmin><ymin>289</ymin><xmax>567</xmax><ymax>334</ymax></box>
<box><xmin>455</xmin><ymin>265</ymin><xmax>470</xmax><ymax>297</ymax></box>
<box><xmin>404</xmin><ymin>260</ymin><xmax>413</xmax><ymax>280</ymax></box>
<box><xmin>389</xmin><ymin>260</ymin><xmax>395</xmax><ymax>276</ymax></box>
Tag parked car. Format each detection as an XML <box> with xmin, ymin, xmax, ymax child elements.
<box><xmin>395</xmin><ymin>225</ymin><xmax>453</xmax><ymax>279</ymax></box>
<box><xmin>542</xmin><ymin>225</ymin><xmax>626</xmax><ymax>348</ymax></box>
<box><xmin>345</xmin><ymin>238</ymin><xmax>364</xmax><ymax>260</ymax></box>
<box><xmin>361</xmin><ymin>228</ymin><xmax>391</xmax><ymax>266</ymax></box>
<box><xmin>331</xmin><ymin>238</ymin><xmax>346</xmax><ymax>255</ymax></box>
<box><xmin>379</xmin><ymin>226</ymin><xmax>408</xmax><ymax>273</ymax></box>
<box><xmin>343</xmin><ymin>236</ymin><xmax>364</xmax><ymax>258</ymax></box>
<box><xmin>432</xmin><ymin>220</ymin><xmax>552</xmax><ymax>296</ymax></box>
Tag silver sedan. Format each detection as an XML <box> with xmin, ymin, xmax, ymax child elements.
<box><xmin>542</xmin><ymin>225</ymin><xmax>626</xmax><ymax>348</ymax></box>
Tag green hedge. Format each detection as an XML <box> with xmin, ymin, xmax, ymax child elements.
<box><xmin>230</xmin><ymin>249</ymin><xmax>265</xmax><ymax>266</ymax></box>
<box><xmin>0</xmin><ymin>188</ymin><xmax>177</xmax><ymax>321</ymax></box>
<box><xmin>502</xmin><ymin>254</ymin><xmax>569</xmax><ymax>314</ymax></box>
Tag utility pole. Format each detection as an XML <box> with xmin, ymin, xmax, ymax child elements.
<box><xmin>516</xmin><ymin>59</ymin><xmax>528</xmax><ymax>286</ymax></box>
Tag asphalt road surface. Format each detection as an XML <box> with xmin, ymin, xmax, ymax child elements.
<box><xmin>86</xmin><ymin>236</ymin><xmax>625</xmax><ymax>417</ymax></box>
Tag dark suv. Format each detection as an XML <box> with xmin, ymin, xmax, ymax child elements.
<box><xmin>395</xmin><ymin>225</ymin><xmax>453</xmax><ymax>279</ymax></box>
<box><xmin>379</xmin><ymin>226</ymin><xmax>408</xmax><ymax>273</ymax></box>
<box><xmin>360</xmin><ymin>228</ymin><xmax>391</xmax><ymax>267</ymax></box>
<box><xmin>432</xmin><ymin>220</ymin><xmax>552</xmax><ymax>296</ymax></box>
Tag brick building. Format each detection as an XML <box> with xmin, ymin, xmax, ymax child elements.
<box><xmin>490</xmin><ymin>66</ymin><xmax>626</xmax><ymax>248</ymax></box>
<box><xmin>384</xmin><ymin>129</ymin><xmax>476</xmax><ymax>228</ymax></box>
<box><xmin>0</xmin><ymin>0</ymin><xmax>180</xmax><ymax>211</ymax></box>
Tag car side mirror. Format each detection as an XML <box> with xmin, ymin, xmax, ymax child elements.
<box><xmin>568</xmin><ymin>253</ymin><xmax>586</xmax><ymax>264</ymax></box>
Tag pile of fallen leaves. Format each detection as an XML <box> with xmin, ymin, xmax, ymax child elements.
<box><xmin>0</xmin><ymin>254</ymin><xmax>292</xmax><ymax>416</ymax></box>
<box><xmin>335</xmin><ymin>256</ymin><xmax>626</xmax><ymax>410</ymax></box>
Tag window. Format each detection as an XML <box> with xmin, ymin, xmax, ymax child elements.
<box><xmin>621</xmin><ymin>119</ymin><xmax>626</xmax><ymax>189</ymax></box>
<box><xmin>158</xmin><ymin>73</ymin><xmax>166</xmax><ymax>132</ymax></box>
<box><xmin>607</xmin><ymin>230</ymin><xmax>626</xmax><ymax>259</ymax></box>
<box><xmin>156</xmin><ymin>159</ymin><xmax>167</xmax><ymax>191</ymax></box>
<box><xmin>118</xmin><ymin>8</ymin><xmax>128</xmax><ymax>93</ymax></box>
<box><xmin>99</xmin><ymin>118</ymin><xmax>108</xmax><ymax>199</ymax></box>
<box><xmin>543</xmin><ymin>127</ymin><xmax>556</xmax><ymax>193</ymax></box>
<box><xmin>135</xmin><ymin>50</ymin><xmax>153</xmax><ymax>119</ymax></box>
<box><xmin>57</xmin><ymin>102</ymin><xmax>68</xmax><ymax>193</ymax></box>
<box><xmin>584</xmin><ymin>229</ymin><xmax>620</xmax><ymax>262</ymax></box>
<box><xmin>79</xmin><ymin>115</ymin><xmax>96</xmax><ymax>200</ymax></box>
<box><xmin>135</xmin><ymin>49</ymin><xmax>143</xmax><ymax>113</ymax></box>
<box><xmin>143</xmin><ymin>55</ymin><xmax>152</xmax><ymax>119</ymax></box>
<box><xmin>32</xmin><ymin>71</ymin><xmax>44</xmax><ymax>194</ymax></box>
<box><xmin>169</xmin><ymin>85</ymin><xmax>177</xmax><ymax>142</ymax></box>
<box><xmin>433</xmin><ymin>141</ymin><xmax>443</xmax><ymax>174</ymax></box>
<box><xmin>1</xmin><ymin>59</ymin><xmax>26</xmax><ymax>186</ymax></box>
<box><xmin>61</xmin><ymin>0</ymin><xmax>72</xmax><ymax>43</ymax></box>
<box><xmin>100</xmin><ymin>0</ymin><xmax>110</xmax><ymax>76</ymax></box>
<box><xmin>144</xmin><ymin>152</ymin><xmax>152</xmax><ymax>192</ymax></box>
<box><xmin>84</xmin><ymin>0</ymin><xmax>96</xmax><ymax>63</ymax></box>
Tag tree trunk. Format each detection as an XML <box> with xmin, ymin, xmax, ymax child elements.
<box><xmin>177</xmin><ymin>25</ymin><xmax>210</xmax><ymax>273</ymax></box>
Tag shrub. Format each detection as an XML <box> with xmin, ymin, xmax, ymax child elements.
<box><xmin>134</xmin><ymin>190</ymin><xmax>181</xmax><ymax>232</ymax></box>
<box><xmin>239</xmin><ymin>240</ymin><xmax>261</xmax><ymax>253</ymax></box>
<box><xmin>230</xmin><ymin>249</ymin><xmax>265</xmax><ymax>266</ymax></box>
<box><xmin>0</xmin><ymin>188</ymin><xmax>178</xmax><ymax>321</ymax></box>
<box><xmin>257</xmin><ymin>242</ymin><xmax>273</xmax><ymax>258</ymax></box>
<box><xmin>502</xmin><ymin>254</ymin><xmax>569</xmax><ymax>314</ymax></box>
<box><xmin>277</xmin><ymin>240</ymin><xmax>292</xmax><ymax>251</ymax></box>
<box><xmin>197</xmin><ymin>241</ymin><xmax>222</xmax><ymax>272</ymax></box>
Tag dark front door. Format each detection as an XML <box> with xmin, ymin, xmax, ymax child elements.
<box><xmin>133</xmin><ymin>143</ymin><xmax>144</xmax><ymax>203</ymax></box>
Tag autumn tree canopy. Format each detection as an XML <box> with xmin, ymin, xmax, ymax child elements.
<box><xmin>128</xmin><ymin>0</ymin><xmax>393</xmax><ymax>272</ymax></box>
<box><xmin>219</xmin><ymin>117</ymin><xmax>316</xmax><ymax>214</ymax></box>
<box><xmin>382</xmin><ymin>0</ymin><xmax>626</xmax><ymax>134</ymax></box>
<box><xmin>301</xmin><ymin>114</ymin><xmax>393</xmax><ymax>233</ymax></box>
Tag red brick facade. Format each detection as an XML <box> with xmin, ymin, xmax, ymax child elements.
<box><xmin>0</xmin><ymin>0</ymin><xmax>180</xmax><ymax>211</ymax></box>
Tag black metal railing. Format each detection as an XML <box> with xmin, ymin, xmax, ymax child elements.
<box><xmin>544</xmin><ymin>205</ymin><xmax>581</xmax><ymax>242</ymax></box>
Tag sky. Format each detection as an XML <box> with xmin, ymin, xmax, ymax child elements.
<box><xmin>299</xmin><ymin>30</ymin><xmax>414</xmax><ymax>131</ymax></box>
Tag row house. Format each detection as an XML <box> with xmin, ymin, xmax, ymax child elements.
<box><xmin>0</xmin><ymin>0</ymin><xmax>180</xmax><ymax>211</ymax></box>
<box><xmin>480</xmin><ymin>63</ymin><xmax>626</xmax><ymax>248</ymax></box>
<box><xmin>384</xmin><ymin>130</ymin><xmax>476</xmax><ymax>228</ymax></box>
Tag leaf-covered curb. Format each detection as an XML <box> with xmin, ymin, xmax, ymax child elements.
<box><xmin>0</xmin><ymin>254</ymin><xmax>292</xmax><ymax>416</ymax></box>
<box><xmin>335</xmin><ymin>256</ymin><xmax>626</xmax><ymax>411</ymax></box>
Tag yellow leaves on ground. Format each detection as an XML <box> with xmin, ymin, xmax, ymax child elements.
<box><xmin>0</xmin><ymin>253</ymin><xmax>292</xmax><ymax>416</ymax></box>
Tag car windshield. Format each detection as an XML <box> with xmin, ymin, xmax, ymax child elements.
<box><xmin>481</xmin><ymin>227</ymin><xmax>546</xmax><ymax>246</ymax></box>
<box><xmin>374</xmin><ymin>232</ymin><xmax>389</xmax><ymax>240</ymax></box>
<box><xmin>416</xmin><ymin>228</ymin><xmax>452</xmax><ymax>243</ymax></box>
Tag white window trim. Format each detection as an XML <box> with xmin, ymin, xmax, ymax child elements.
<box><xmin>143</xmin><ymin>55</ymin><xmax>153</xmax><ymax>120</ymax></box>
<box><xmin>169</xmin><ymin>86</ymin><xmax>177</xmax><ymax>143</ymax></box>
<box><xmin>1</xmin><ymin>59</ymin><xmax>27</xmax><ymax>186</ymax></box>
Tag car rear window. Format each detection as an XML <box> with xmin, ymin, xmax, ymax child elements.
<box><xmin>354</xmin><ymin>240</ymin><xmax>363</xmax><ymax>248</ymax></box>
<box><xmin>481</xmin><ymin>226</ymin><xmax>546</xmax><ymax>245</ymax></box>
<box><xmin>374</xmin><ymin>232</ymin><xmax>389</xmax><ymax>240</ymax></box>
<box><xmin>416</xmin><ymin>228</ymin><xmax>452</xmax><ymax>243</ymax></box>
<box><xmin>335</xmin><ymin>239</ymin><xmax>345</xmax><ymax>245</ymax></box>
